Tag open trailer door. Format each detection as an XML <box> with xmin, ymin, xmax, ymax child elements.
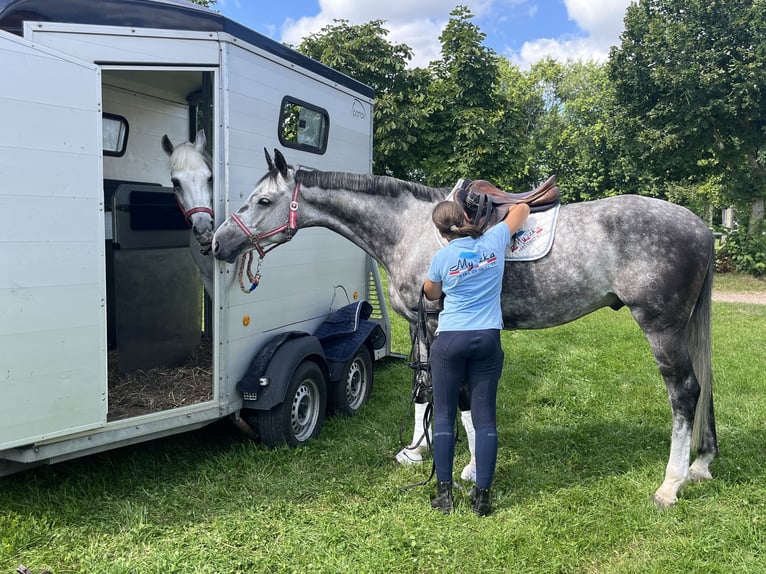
<box><xmin>0</xmin><ymin>31</ymin><xmax>106</xmax><ymax>449</ymax></box>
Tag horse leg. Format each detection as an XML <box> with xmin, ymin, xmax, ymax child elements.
<box><xmin>644</xmin><ymin>329</ymin><xmax>701</xmax><ymax>508</ymax></box>
<box><xmin>458</xmin><ymin>386</ymin><xmax>477</xmax><ymax>482</ymax></box>
<box><xmin>395</xmin><ymin>323</ymin><xmax>477</xmax><ymax>480</ymax></box>
<box><xmin>395</xmin><ymin>323</ymin><xmax>432</xmax><ymax>465</ymax></box>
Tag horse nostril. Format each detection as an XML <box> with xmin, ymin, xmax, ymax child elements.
<box><xmin>211</xmin><ymin>240</ymin><xmax>219</xmax><ymax>254</ymax></box>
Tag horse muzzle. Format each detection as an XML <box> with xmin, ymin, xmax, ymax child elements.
<box><xmin>211</xmin><ymin>236</ymin><xmax>241</xmax><ymax>263</ymax></box>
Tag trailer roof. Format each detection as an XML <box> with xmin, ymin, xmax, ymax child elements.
<box><xmin>0</xmin><ymin>0</ymin><xmax>374</xmax><ymax>98</ymax></box>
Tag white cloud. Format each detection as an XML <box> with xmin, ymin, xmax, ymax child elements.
<box><xmin>564</xmin><ymin>0</ymin><xmax>632</xmax><ymax>42</ymax></box>
<box><xmin>281</xmin><ymin>0</ymin><xmax>492</xmax><ymax>67</ymax></box>
<box><xmin>508</xmin><ymin>0</ymin><xmax>632</xmax><ymax>69</ymax></box>
<box><xmin>280</xmin><ymin>0</ymin><xmax>632</xmax><ymax>69</ymax></box>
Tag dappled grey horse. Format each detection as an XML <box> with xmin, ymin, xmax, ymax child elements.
<box><xmin>212</xmin><ymin>149</ymin><xmax>717</xmax><ymax>508</ymax></box>
<box><xmin>161</xmin><ymin>129</ymin><xmax>216</xmax><ymax>295</ymax></box>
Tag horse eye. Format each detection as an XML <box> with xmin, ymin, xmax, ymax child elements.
<box><xmin>258</xmin><ymin>198</ymin><xmax>271</xmax><ymax>206</ymax></box>
<box><xmin>171</xmin><ymin>178</ymin><xmax>180</xmax><ymax>188</ymax></box>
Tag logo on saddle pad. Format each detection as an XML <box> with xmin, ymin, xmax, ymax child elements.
<box><xmin>511</xmin><ymin>226</ymin><xmax>545</xmax><ymax>253</ymax></box>
<box><xmin>505</xmin><ymin>204</ymin><xmax>561</xmax><ymax>262</ymax></box>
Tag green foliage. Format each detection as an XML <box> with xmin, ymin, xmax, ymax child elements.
<box><xmin>609</xmin><ymin>0</ymin><xmax>766</xmax><ymax>214</ymax></box>
<box><xmin>187</xmin><ymin>0</ymin><xmax>216</xmax><ymax>6</ymax></box>
<box><xmin>419</xmin><ymin>6</ymin><xmax>507</xmax><ymax>186</ymax></box>
<box><xmin>524</xmin><ymin>59</ymin><xmax>632</xmax><ymax>202</ymax></box>
<box><xmin>298</xmin><ymin>19</ymin><xmax>428</xmax><ymax>178</ymax></box>
<box><xmin>716</xmin><ymin>230</ymin><xmax>766</xmax><ymax>276</ymax></box>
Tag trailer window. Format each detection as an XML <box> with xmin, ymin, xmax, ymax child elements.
<box><xmin>278</xmin><ymin>97</ymin><xmax>328</xmax><ymax>154</ymax></box>
<box><xmin>103</xmin><ymin>113</ymin><xmax>129</xmax><ymax>157</ymax></box>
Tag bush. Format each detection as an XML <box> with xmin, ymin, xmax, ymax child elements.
<box><xmin>715</xmin><ymin>230</ymin><xmax>766</xmax><ymax>276</ymax></box>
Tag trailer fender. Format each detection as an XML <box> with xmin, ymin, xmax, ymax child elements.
<box><xmin>313</xmin><ymin>300</ymin><xmax>386</xmax><ymax>378</ymax></box>
<box><xmin>237</xmin><ymin>332</ymin><xmax>328</xmax><ymax>411</ymax></box>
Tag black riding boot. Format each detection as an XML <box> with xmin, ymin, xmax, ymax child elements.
<box><xmin>470</xmin><ymin>486</ymin><xmax>492</xmax><ymax>517</ymax></box>
<box><xmin>430</xmin><ymin>480</ymin><xmax>453</xmax><ymax>514</ymax></box>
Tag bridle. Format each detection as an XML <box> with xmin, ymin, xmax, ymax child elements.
<box><xmin>229</xmin><ymin>180</ymin><xmax>302</xmax><ymax>259</ymax></box>
<box><xmin>228</xmin><ymin>180</ymin><xmax>302</xmax><ymax>293</ymax></box>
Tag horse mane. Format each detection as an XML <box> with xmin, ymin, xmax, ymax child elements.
<box><xmin>170</xmin><ymin>142</ymin><xmax>211</xmax><ymax>171</ymax></box>
<box><xmin>295</xmin><ymin>169</ymin><xmax>448</xmax><ymax>202</ymax></box>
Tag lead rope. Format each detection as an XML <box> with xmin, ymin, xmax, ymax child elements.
<box><xmin>238</xmin><ymin>251</ymin><xmax>263</xmax><ymax>293</ymax></box>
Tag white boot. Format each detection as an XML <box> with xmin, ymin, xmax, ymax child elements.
<box><xmin>395</xmin><ymin>402</ymin><xmax>430</xmax><ymax>465</ymax></box>
<box><xmin>460</xmin><ymin>410</ymin><xmax>477</xmax><ymax>482</ymax></box>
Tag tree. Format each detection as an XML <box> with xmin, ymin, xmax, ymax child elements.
<box><xmin>188</xmin><ymin>0</ymin><xmax>217</xmax><ymax>6</ymax></box>
<box><xmin>419</xmin><ymin>6</ymin><xmax>510</xmax><ymax>186</ymax></box>
<box><xmin>609</xmin><ymin>0</ymin><xmax>766</xmax><ymax>232</ymax></box>
<box><xmin>299</xmin><ymin>19</ymin><xmax>429</xmax><ymax>177</ymax></box>
<box><xmin>492</xmin><ymin>58</ymin><xmax>546</xmax><ymax>190</ymax></box>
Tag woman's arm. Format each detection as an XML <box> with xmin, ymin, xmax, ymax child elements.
<box><xmin>423</xmin><ymin>278</ymin><xmax>442</xmax><ymax>301</ymax></box>
<box><xmin>503</xmin><ymin>203</ymin><xmax>531</xmax><ymax>235</ymax></box>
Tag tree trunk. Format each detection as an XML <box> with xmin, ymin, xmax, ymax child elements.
<box><xmin>748</xmin><ymin>197</ymin><xmax>764</xmax><ymax>235</ymax></box>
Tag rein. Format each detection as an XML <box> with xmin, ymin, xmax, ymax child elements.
<box><xmin>229</xmin><ymin>181</ymin><xmax>302</xmax><ymax>293</ymax></box>
<box><xmin>398</xmin><ymin>290</ymin><xmax>438</xmax><ymax>490</ymax></box>
<box><xmin>398</xmin><ymin>289</ymin><xmax>465</xmax><ymax>491</ymax></box>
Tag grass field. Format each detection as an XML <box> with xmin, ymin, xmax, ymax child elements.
<box><xmin>1</xmin><ymin>274</ymin><xmax>765</xmax><ymax>573</ymax></box>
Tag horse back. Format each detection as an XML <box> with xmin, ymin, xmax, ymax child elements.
<box><xmin>499</xmin><ymin>195</ymin><xmax>713</xmax><ymax>329</ymax></box>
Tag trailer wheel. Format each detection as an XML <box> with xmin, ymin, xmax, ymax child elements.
<box><xmin>258</xmin><ymin>360</ymin><xmax>327</xmax><ymax>448</ymax></box>
<box><xmin>331</xmin><ymin>345</ymin><xmax>373</xmax><ymax>416</ymax></box>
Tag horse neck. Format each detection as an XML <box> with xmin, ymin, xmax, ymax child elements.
<box><xmin>296</xmin><ymin>176</ymin><xmax>436</xmax><ymax>271</ymax></box>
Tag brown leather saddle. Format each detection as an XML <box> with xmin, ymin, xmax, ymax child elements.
<box><xmin>454</xmin><ymin>175</ymin><xmax>560</xmax><ymax>230</ymax></box>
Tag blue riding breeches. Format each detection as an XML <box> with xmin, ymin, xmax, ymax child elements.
<box><xmin>430</xmin><ymin>329</ymin><xmax>504</xmax><ymax>489</ymax></box>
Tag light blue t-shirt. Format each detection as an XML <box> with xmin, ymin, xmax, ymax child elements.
<box><xmin>427</xmin><ymin>222</ymin><xmax>511</xmax><ymax>333</ymax></box>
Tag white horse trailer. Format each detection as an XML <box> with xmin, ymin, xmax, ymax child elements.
<box><xmin>0</xmin><ymin>0</ymin><xmax>392</xmax><ymax>476</ymax></box>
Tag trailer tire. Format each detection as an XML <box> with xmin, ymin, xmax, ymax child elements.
<box><xmin>257</xmin><ymin>360</ymin><xmax>327</xmax><ymax>448</ymax></box>
<box><xmin>330</xmin><ymin>345</ymin><xmax>373</xmax><ymax>416</ymax></box>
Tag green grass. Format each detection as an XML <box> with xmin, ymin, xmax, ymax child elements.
<box><xmin>714</xmin><ymin>271</ymin><xmax>766</xmax><ymax>292</ymax></box>
<box><xmin>2</xmin><ymin>279</ymin><xmax>766</xmax><ymax>573</ymax></box>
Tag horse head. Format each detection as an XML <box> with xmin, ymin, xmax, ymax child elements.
<box><xmin>162</xmin><ymin>129</ymin><xmax>215</xmax><ymax>252</ymax></box>
<box><xmin>212</xmin><ymin>148</ymin><xmax>298</xmax><ymax>263</ymax></box>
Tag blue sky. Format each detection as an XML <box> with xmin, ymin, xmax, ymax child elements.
<box><xmin>213</xmin><ymin>0</ymin><xmax>632</xmax><ymax>69</ymax></box>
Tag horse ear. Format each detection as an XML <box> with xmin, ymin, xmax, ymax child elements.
<box><xmin>274</xmin><ymin>149</ymin><xmax>289</xmax><ymax>178</ymax></box>
<box><xmin>161</xmin><ymin>134</ymin><xmax>174</xmax><ymax>156</ymax></box>
<box><xmin>264</xmin><ymin>148</ymin><xmax>275</xmax><ymax>171</ymax></box>
<box><xmin>194</xmin><ymin>129</ymin><xmax>206</xmax><ymax>152</ymax></box>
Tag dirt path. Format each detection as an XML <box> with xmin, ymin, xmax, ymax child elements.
<box><xmin>712</xmin><ymin>291</ymin><xmax>766</xmax><ymax>305</ymax></box>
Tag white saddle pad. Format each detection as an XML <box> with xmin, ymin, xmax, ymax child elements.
<box><xmin>506</xmin><ymin>204</ymin><xmax>560</xmax><ymax>261</ymax></box>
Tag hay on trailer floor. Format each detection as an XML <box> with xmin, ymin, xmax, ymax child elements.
<box><xmin>107</xmin><ymin>339</ymin><xmax>213</xmax><ymax>421</ymax></box>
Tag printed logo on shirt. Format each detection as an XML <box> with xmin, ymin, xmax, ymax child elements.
<box><xmin>448</xmin><ymin>250</ymin><xmax>498</xmax><ymax>276</ymax></box>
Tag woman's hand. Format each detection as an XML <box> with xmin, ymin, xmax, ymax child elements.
<box><xmin>423</xmin><ymin>279</ymin><xmax>442</xmax><ymax>301</ymax></box>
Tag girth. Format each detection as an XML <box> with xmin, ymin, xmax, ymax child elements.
<box><xmin>455</xmin><ymin>175</ymin><xmax>559</xmax><ymax>230</ymax></box>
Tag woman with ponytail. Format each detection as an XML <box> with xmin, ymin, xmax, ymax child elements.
<box><xmin>424</xmin><ymin>200</ymin><xmax>530</xmax><ymax>516</ymax></box>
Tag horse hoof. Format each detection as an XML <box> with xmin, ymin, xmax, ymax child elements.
<box><xmin>652</xmin><ymin>492</ymin><xmax>677</xmax><ymax>510</ymax></box>
<box><xmin>689</xmin><ymin>459</ymin><xmax>713</xmax><ymax>482</ymax></box>
<box><xmin>460</xmin><ymin>462</ymin><xmax>476</xmax><ymax>482</ymax></box>
<box><xmin>395</xmin><ymin>446</ymin><xmax>425</xmax><ymax>465</ymax></box>
<box><xmin>689</xmin><ymin>467</ymin><xmax>713</xmax><ymax>482</ymax></box>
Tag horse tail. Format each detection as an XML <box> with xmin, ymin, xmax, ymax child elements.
<box><xmin>687</xmin><ymin>242</ymin><xmax>714</xmax><ymax>452</ymax></box>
